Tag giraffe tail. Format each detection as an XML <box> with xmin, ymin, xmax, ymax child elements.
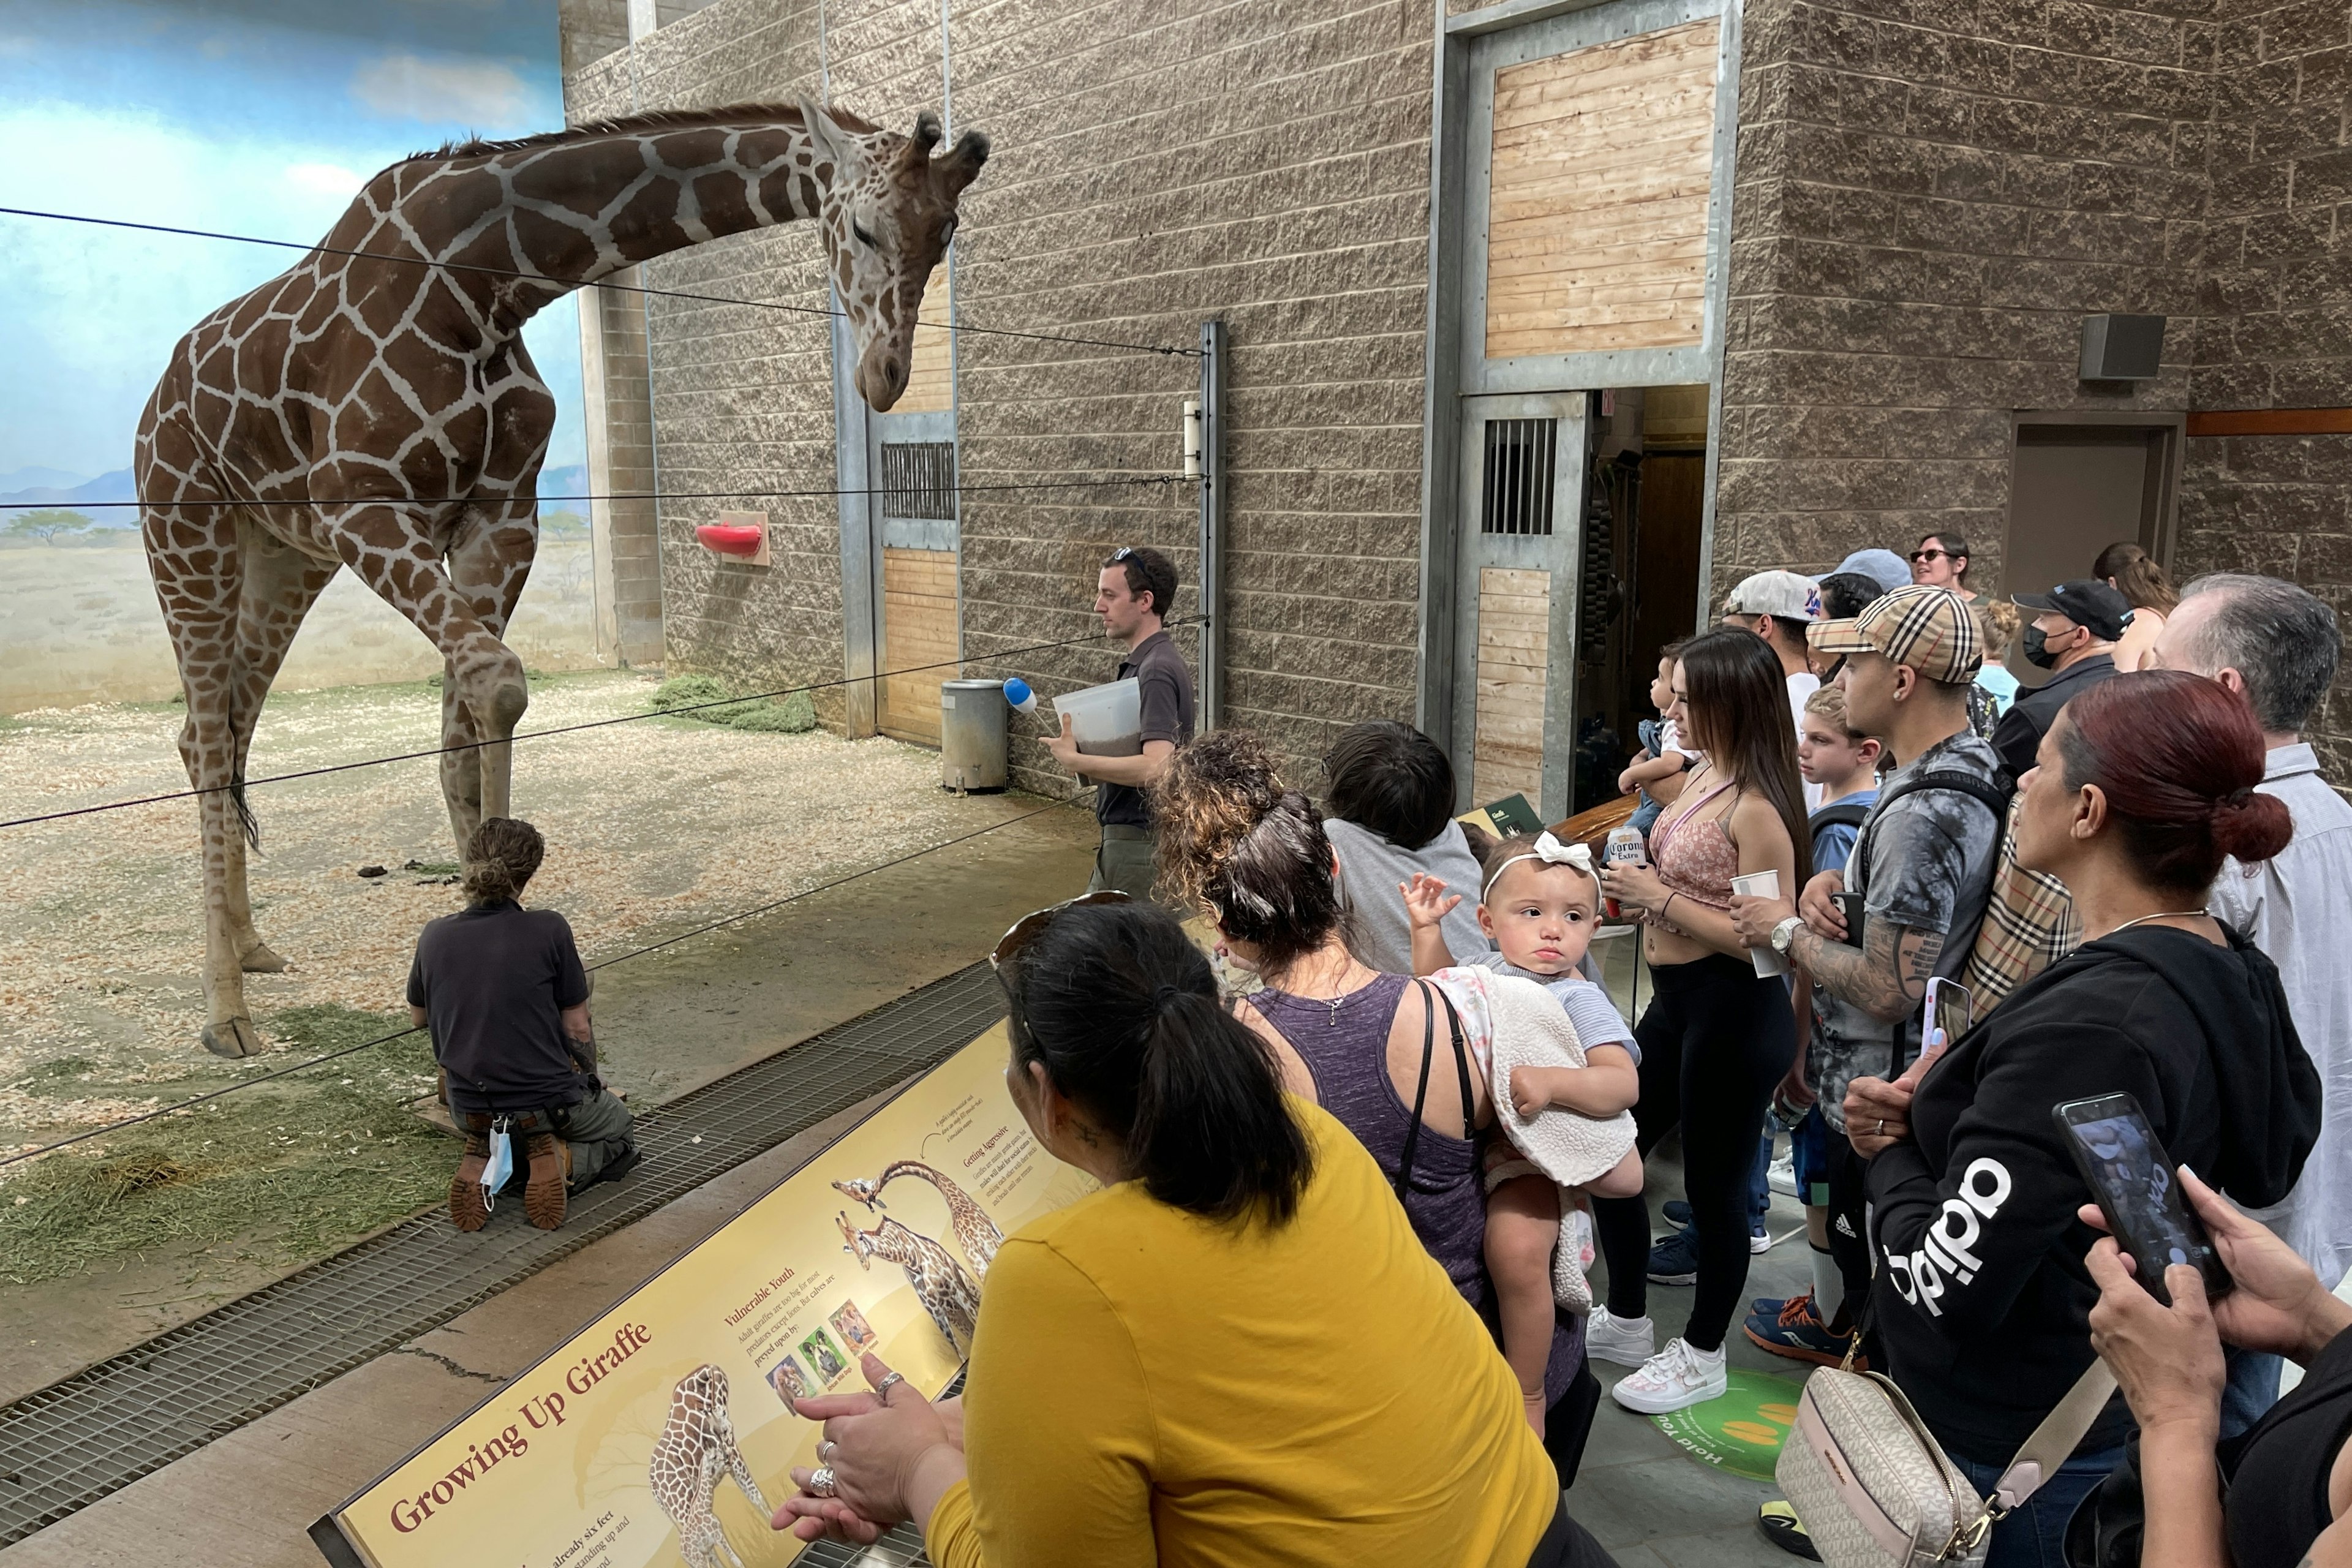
<box><xmin>229</xmin><ymin>772</ymin><xmax>260</xmax><ymax>850</ymax></box>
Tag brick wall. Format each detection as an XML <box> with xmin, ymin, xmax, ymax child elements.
<box><xmin>2180</xmin><ymin>0</ymin><xmax>2352</xmax><ymax>774</ymax></box>
<box><xmin>946</xmin><ymin>0</ymin><xmax>1436</xmax><ymax>795</ymax></box>
<box><xmin>1714</xmin><ymin>0</ymin><xmax>2209</xmax><ymax>598</ymax></box>
<box><xmin>568</xmin><ymin>3</ymin><xmax>850</xmax><ymax>723</ymax></box>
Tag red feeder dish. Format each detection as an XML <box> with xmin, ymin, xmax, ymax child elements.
<box><xmin>696</xmin><ymin>510</ymin><xmax>771</xmax><ymax>565</ymax></box>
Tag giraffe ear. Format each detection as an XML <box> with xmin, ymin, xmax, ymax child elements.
<box><xmin>798</xmin><ymin>98</ymin><xmax>862</xmax><ymax>184</ymax></box>
<box><xmin>935</xmin><ymin>128</ymin><xmax>990</xmax><ymax>198</ymax></box>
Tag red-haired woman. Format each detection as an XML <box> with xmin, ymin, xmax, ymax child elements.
<box><xmin>1842</xmin><ymin>671</ymin><xmax>2323</xmax><ymax>1566</ymax></box>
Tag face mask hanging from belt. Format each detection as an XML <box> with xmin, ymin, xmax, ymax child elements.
<box><xmin>481</xmin><ymin>1115</ymin><xmax>517</xmax><ymax>1210</ymax></box>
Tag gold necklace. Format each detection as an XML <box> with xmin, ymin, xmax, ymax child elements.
<box><xmin>2105</xmin><ymin>907</ymin><xmax>2211</xmax><ymax>936</ymax></box>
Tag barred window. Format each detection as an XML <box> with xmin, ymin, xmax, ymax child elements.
<box><xmin>879</xmin><ymin>441</ymin><xmax>957</xmax><ymax>521</ymax></box>
<box><xmin>1480</xmin><ymin>418</ymin><xmax>1556</xmax><ymax>537</ymax></box>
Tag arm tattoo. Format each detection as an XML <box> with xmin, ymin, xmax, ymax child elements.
<box><xmin>1789</xmin><ymin>920</ymin><xmax>1945</xmax><ymax>1023</ymax></box>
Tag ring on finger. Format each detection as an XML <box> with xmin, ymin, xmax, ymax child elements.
<box><xmin>817</xmin><ymin>1440</ymin><xmax>837</xmax><ymax>1463</ymax></box>
<box><xmin>875</xmin><ymin>1371</ymin><xmax>905</xmax><ymax>1401</ymax></box>
<box><xmin>809</xmin><ymin>1465</ymin><xmax>839</xmax><ymax>1498</ymax></box>
<box><xmin>1875</xmin><ymin>1118</ymin><xmax>1887</xmax><ymax>1135</ymax></box>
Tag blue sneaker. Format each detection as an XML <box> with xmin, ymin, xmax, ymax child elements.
<box><xmin>1663</xmin><ymin>1199</ymin><xmax>1693</xmax><ymax>1227</ymax></box>
<box><xmin>1743</xmin><ymin>1289</ymin><xmax>1861</xmax><ymax>1368</ymax></box>
<box><xmin>1647</xmin><ymin>1224</ymin><xmax>1700</xmax><ymax>1285</ymax></box>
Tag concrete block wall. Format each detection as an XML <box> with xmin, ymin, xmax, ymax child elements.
<box><xmin>947</xmin><ymin>0</ymin><xmax>1438</xmax><ymax>796</ymax></box>
<box><xmin>2179</xmin><ymin>0</ymin><xmax>2352</xmax><ymax>775</ymax></box>
<box><xmin>1714</xmin><ymin>0</ymin><xmax>2209</xmax><ymax>596</ymax></box>
<box><xmin>584</xmin><ymin>267</ymin><xmax>667</xmax><ymax>666</ymax></box>
<box><xmin>568</xmin><ymin>2</ymin><xmax>845</xmax><ymax>721</ymax></box>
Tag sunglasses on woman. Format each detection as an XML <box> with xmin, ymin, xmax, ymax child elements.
<box><xmin>991</xmin><ymin>891</ymin><xmax>1134</xmax><ymax>971</ymax></box>
<box><xmin>1909</xmin><ymin>548</ymin><xmax>1950</xmax><ymax>564</ymax></box>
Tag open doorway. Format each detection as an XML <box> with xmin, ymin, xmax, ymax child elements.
<box><xmin>1567</xmin><ymin>384</ymin><xmax>1709</xmax><ymax>814</ymax></box>
<box><xmin>1999</xmin><ymin>412</ymin><xmax>2182</xmax><ymax>688</ymax></box>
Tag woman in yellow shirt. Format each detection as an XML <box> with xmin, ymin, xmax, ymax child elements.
<box><xmin>773</xmin><ymin>896</ymin><xmax>1611</xmax><ymax>1567</ymax></box>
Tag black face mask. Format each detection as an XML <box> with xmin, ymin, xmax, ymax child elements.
<box><xmin>2022</xmin><ymin>624</ymin><xmax>2067</xmax><ymax>669</ymax></box>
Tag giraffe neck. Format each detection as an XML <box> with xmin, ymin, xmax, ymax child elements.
<box><xmin>385</xmin><ymin>115</ymin><xmax>833</xmax><ymax>338</ymax></box>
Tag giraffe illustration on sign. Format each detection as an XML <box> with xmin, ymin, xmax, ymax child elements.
<box><xmin>649</xmin><ymin>1364</ymin><xmax>769</xmax><ymax>1568</ymax></box>
<box><xmin>832</xmin><ymin>1159</ymin><xmax>1003</xmax><ymax>1276</ymax></box>
<box><xmin>837</xmin><ymin>1210</ymin><xmax>981</xmax><ymax>1357</ymax></box>
<box><xmin>135</xmin><ymin>100</ymin><xmax>987</xmax><ymax>1056</ymax></box>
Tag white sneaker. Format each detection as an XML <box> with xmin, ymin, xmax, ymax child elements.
<box><xmin>1610</xmin><ymin>1337</ymin><xmax>1729</xmax><ymax>1414</ymax></box>
<box><xmin>1768</xmin><ymin>1152</ymin><xmax>1798</xmax><ymax>1197</ymax></box>
<box><xmin>1750</xmin><ymin>1226</ymin><xmax>1774</xmax><ymax>1255</ymax></box>
<box><xmin>1585</xmin><ymin>1305</ymin><xmax>1656</xmax><ymax>1368</ymax></box>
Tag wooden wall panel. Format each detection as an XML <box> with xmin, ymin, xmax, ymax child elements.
<box><xmin>1473</xmin><ymin>566</ymin><xmax>1549</xmax><ymax>807</ymax></box>
<box><xmin>896</xmin><ymin>265</ymin><xmax>955</xmax><ymax>414</ymax></box>
<box><xmin>1485</xmin><ymin>18</ymin><xmax>1719</xmax><ymax>360</ymax></box>
<box><xmin>880</xmin><ymin>546</ymin><xmax>958</xmax><ymax>745</ymax></box>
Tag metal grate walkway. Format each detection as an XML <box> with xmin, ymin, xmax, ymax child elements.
<box><xmin>0</xmin><ymin>963</ymin><xmax>1006</xmax><ymax>1548</ymax></box>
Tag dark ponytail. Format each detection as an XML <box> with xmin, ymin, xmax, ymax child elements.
<box><xmin>1001</xmin><ymin>900</ymin><xmax>1313</xmax><ymax>1224</ymax></box>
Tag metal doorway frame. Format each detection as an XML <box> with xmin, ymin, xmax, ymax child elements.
<box><xmin>1414</xmin><ymin>0</ymin><xmax>1745</xmax><ymax>752</ymax></box>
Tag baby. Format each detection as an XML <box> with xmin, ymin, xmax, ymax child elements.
<box><xmin>1403</xmin><ymin>835</ymin><xmax>1643</xmax><ymax>1433</ymax></box>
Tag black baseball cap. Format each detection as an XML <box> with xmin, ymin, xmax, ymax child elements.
<box><xmin>2013</xmin><ymin>579</ymin><xmax>2131</xmax><ymax>642</ymax></box>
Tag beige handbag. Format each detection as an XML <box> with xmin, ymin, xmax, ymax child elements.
<box><xmin>1778</xmin><ymin>1348</ymin><xmax>2117</xmax><ymax>1567</ymax></box>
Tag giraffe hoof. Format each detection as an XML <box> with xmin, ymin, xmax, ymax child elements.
<box><xmin>201</xmin><ymin>1017</ymin><xmax>266</xmax><ymax>1058</ymax></box>
<box><xmin>239</xmin><ymin>944</ymin><xmax>289</xmax><ymax>974</ymax></box>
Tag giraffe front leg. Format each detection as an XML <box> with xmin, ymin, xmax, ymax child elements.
<box><xmin>182</xmin><ymin>717</ymin><xmax>265</xmax><ymax>1058</ymax></box>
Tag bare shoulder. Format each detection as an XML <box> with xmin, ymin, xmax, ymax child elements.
<box><xmin>1726</xmin><ymin>788</ymin><xmax>1792</xmax><ymax>846</ymax></box>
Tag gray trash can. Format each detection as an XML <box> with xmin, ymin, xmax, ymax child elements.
<box><xmin>940</xmin><ymin>679</ymin><xmax>1009</xmax><ymax>793</ymax></box>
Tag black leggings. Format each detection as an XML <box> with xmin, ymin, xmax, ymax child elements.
<box><xmin>1594</xmin><ymin>952</ymin><xmax>1796</xmax><ymax>1352</ymax></box>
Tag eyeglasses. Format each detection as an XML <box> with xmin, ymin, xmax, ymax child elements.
<box><xmin>1909</xmin><ymin>549</ymin><xmax>1950</xmax><ymax>564</ymax></box>
<box><xmin>990</xmin><ymin>891</ymin><xmax>1134</xmax><ymax>972</ymax></box>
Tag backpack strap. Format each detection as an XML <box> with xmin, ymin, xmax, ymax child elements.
<box><xmin>1806</xmin><ymin>801</ymin><xmax>1872</xmax><ymax>853</ymax></box>
<box><xmin>1850</xmin><ymin>769</ymin><xmax>2012</xmax><ymax>1074</ymax></box>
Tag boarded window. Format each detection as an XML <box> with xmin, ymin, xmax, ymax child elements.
<box><xmin>1473</xmin><ymin>566</ymin><xmax>1549</xmax><ymax>807</ymax></box>
<box><xmin>1485</xmin><ymin>17</ymin><xmax>1719</xmax><ymax>359</ymax></box>
<box><xmin>896</xmin><ymin>263</ymin><xmax>955</xmax><ymax>413</ymax></box>
<box><xmin>1482</xmin><ymin>418</ymin><xmax>1558</xmax><ymax>536</ymax></box>
<box><xmin>880</xmin><ymin>441</ymin><xmax>957</xmax><ymax>521</ymax></box>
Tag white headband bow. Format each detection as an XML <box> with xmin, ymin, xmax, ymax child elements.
<box><xmin>1480</xmin><ymin>830</ymin><xmax>1602</xmax><ymax>903</ymax></box>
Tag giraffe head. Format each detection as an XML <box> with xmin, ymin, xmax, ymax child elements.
<box><xmin>837</xmin><ymin>1210</ymin><xmax>879</xmax><ymax>1268</ymax></box>
<box><xmin>832</xmin><ymin>1175</ymin><xmax>884</xmax><ymax>1211</ymax></box>
<box><xmin>797</xmin><ymin>101</ymin><xmax>989</xmax><ymax>411</ymax></box>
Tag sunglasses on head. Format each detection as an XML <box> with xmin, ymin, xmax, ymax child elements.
<box><xmin>990</xmin><ymin>891</ymin><xmax>1134</xmax><ymax>972</ymax></box>
<box><xmin>1107</xmin><ymin>546</ymin><xmax>1135</xmax><ymax>563</ymax></box>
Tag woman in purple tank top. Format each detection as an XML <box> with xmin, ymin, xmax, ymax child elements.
<box><xmin>1152</xmin><ymin>729</ymin><xmax>1600</xmax><ymax>1484</ymax></box>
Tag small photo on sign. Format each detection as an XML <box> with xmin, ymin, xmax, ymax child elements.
<box><xmin>799</xmin><ymin>1327</ymin><xmax>850</xmax><ymax>1384</ymax></box>
<box><xmin>829</xmin><ymin>1299</ymin><xmax>878</xmax><ymax>1354</ymax></box>
<box><xmin>766</xmin><ymin>1355</ymin><xmax>810</xmax><ymax>1408</ymax></box>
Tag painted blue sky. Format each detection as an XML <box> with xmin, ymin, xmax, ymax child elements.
<box><xmin>0</xmin><ymin>0</ymin><xmax>585</xmax><ymax>486</ymax></box>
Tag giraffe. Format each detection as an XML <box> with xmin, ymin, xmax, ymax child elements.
<box><xmin>833</xmin><ymin>1160</ymin><xmax>1003</xmax><ymax>1276</ymax></box>
<box><xmin>836</xmin><ymin>1209</ymin><xmax>981</xmax><ymax>1357</ymax></box>
<box><xmin>648</xmin><ymin>1364</ymin><xmax>769</xmax><ymax>1568</ymax></box>
<box><xmin>134</xmin><ymin>100</ymin><xmax>987</xmax><ymax>1057</ymax></box>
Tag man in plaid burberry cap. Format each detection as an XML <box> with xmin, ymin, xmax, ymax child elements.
<box><xmin>1727</xmin><ymin>583</ymin><xmax>2006</xmax><ymax>1380</ymax></box>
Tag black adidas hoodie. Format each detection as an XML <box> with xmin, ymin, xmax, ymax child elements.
<box><xmin>1865</xmin><ymin>924</ymin><xmax>2321</xmax><ymax>1464</ymax></box>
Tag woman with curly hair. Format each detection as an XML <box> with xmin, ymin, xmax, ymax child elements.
<box><xmin>1150</xmin><ymin>729</ymin><xmax>1604</xmax><ymax>1480</ymax></box>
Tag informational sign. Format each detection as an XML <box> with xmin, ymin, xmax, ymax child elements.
<box><xmin>319</xmin><ymin>1025</ymin><xmax>1093</xmax><ymax>1568</ymax></box>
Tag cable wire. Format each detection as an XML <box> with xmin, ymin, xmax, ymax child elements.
<box><xmin>0</xmin><ymin>473</ymin><xmax>1186</xmax><ymax>513</ymax></box>
<box><xmin>0</xmin><ymin>801</ymin><xmax>1061</xmax><ymax>1169</ymax></box>
<box><xmin>0</xmin><ymin>618</ymin><xmax>1193</xmax><ymax>832</ymax></box>
<box><xmin>0</xmin><ymin>205</ymin><xmax>1203</xmax><ymax>358</ymax></box>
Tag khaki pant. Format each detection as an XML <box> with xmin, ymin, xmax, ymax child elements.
<box><xmin>1088</xmin><ymin>824</ymin><xmax>1163</xmax><ymax>906</ymax></box>
<box><xmin>549</xmin><ymin>1088</ymin><xmax>636</xmax><ymax>1188</ymax></box>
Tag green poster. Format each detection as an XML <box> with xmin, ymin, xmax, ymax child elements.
<box><xmin>1649</xmin><ymin>1369</ymin><xmax>1807</xmax><ymax>1482</ymax></box>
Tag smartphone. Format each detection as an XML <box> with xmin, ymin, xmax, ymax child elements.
<box><xmin>1923</xmin><ymin>977</ymin><xmax>1972</xmax><ymax>1055</ymax></box>
<box><xmin>2052</xmin><ymin>1093</ymin><xmax>2233</xmax><ymax>1305</ymax></box>
<box><xmin>1831</xmin><ymin>891</ymin><xmax>1865</xmax><ymax>947</ymax></box>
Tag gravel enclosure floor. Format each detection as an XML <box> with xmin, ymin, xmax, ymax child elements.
<box><xmin>0</xmin><ymin>668</ymin><xmax>1078</xmax><ymax>1308</ymax></box>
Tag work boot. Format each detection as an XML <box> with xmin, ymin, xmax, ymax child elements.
<box><xmin>450</xmin><ymin>1129</ymin><xmax>492</xmax><ymax>1232</ymax></box>
<box><xmin>524</xmin><ymin>1131</ymin><xmax>571</xmax><ymax>1230</ymax></box>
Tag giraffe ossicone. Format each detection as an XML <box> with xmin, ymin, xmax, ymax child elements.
<box><xmin>832</xmin><ymin>1158</ymin><xmax>1003</xmax><ymax>1276</ymax></box>
<box><xmin>135</xmin><ymin>101</ymin><xmax>986</xmax><ymax>1057</ymax></box>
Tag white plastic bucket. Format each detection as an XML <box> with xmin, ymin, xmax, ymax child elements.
<box><xmin>1053</xmin><ymin>677</ymin><xmax>1144</xmax><ymax>760</ymax></box>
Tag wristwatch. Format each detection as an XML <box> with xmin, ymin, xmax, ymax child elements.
<box><xmin>1770</xmin><ymin>916</ymin><xmax>1805</xmax><ymax>956</ymax></box>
